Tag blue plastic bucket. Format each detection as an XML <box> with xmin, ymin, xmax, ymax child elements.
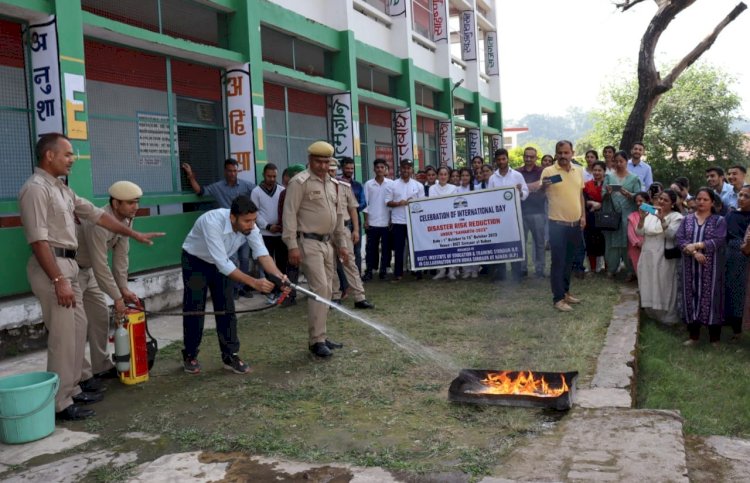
<box><xmin>0</xmin><ymin>371</ymin><xmax>59</xmax><ymax>444</ymax></box>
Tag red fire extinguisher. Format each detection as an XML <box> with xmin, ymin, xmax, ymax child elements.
<box><xmin>113</xmin><ymin>300</ymin><xmax>157</xmax><ymax>385</ymax></box>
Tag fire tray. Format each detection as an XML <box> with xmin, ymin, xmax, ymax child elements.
<box><xmin>448</xmin><ymin>369</ymin><xmax>578</xmax><ymax>411</ymax></box>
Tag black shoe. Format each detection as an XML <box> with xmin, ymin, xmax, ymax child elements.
<box><xmin>354</xmin><ymin>300</ymin><xmax>375</xmax><ymax>309</ymax></box>
<box><xmin>325</xmin><ymin>339</ymin><xmax>344</xmax><ymax>349</ymax></box>
<box><xmin>56</xmin><ymin>404</ymin><xmax>95</xmax><ymax>421</ymax></box>
<box><xmin>309</xmin><ymin>342</ymin><xmax>332</xmax><ymax>357</ymax></box>
<box><xmin>379</xmin><ymin>271</ymin><xmax>387</xmax><ymax>280</ymax></box>
<box><xmin>94</xmin><ymin>367</ymin><xmax>119</xmax><ymax>379</ymax></box>
<box><xmin>362</xmin><ymin>271</ymin><xmax>373</xmax><ymax>282</ymax></box>
<box><xmin>72</xmin><ymin>391</ymin><xmax>104</xmax><ymax>405</ymax></box>
<box><xmin>79</xmin><ymin>377</ymin><xmax>106</xmax><ymax>393</ymax></box>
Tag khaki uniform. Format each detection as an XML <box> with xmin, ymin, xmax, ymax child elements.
<box><xmin>282</xmin><ymin>170</ymin><xmax>348</xmax><ymax>344</ymax></box>
<box><xmin>332</xmin><ymin>181</ymin><xmax>366</xmax><ymax>302</ymax></box>
<box><xmin>19</xmin><ymin>168</ymin><xmax>104</xmax><ymax>412</ymax></box>
<box><xmin>76</xmin><ymin>205</ymin><xmax>131</xmax><ymax>376</ymax></box>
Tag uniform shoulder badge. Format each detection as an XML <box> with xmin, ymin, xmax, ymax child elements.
<box><xmin>293</xmin><ymin>171</ymin><xmax>310</xmax><ymax>184</ymax></box>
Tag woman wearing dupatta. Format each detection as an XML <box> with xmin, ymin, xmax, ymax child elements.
<box><xmin>601</xmin><ymin>150</ymin><xmax>642</xmax><ymax>279</ymax></box>
<box><xmin>675</xmin><ymin>188</ymin><xmax>727</xmax><ymax>345</ymax></box>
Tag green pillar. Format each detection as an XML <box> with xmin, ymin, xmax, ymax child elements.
<box><xmin>53</xmin><ymin>0</ymin><xmax>92</xmax><ymax>198</ymax></box>
<box><xmin>228</xmin><ymin>0</ymin><xmax>265</xmax><ymax>184</ymax></box>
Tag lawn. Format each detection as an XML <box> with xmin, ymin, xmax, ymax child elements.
<box><xmin>636</xmin><ymin>316</ymin><xmax>750</xmax><ymax>437</ymax></box>
<box><xmin>68</xmin><ymin>274</ymin><xmax>619</xmax><ymax>481</ymax></box>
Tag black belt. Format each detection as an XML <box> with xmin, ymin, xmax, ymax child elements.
<box><xmin>300</xmin><ymin>232</ymin><xmax>331</xmax><ymax>243</ymax></box>
<box><xmin>52</xmin><ymin>247</ymin><xmax>77</xmax><ymax>259</ymax></box>
<box><xmin>550</xmin><ymin>220</ymin><xmax>580</xmax><ymax>227</ymax></box>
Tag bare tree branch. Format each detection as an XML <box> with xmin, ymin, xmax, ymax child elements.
<box><xmin>659</xmin><ymin>2</ymin><xmax>748</xmax><ymax>90</ymax></box>
<box><xmin>614</xmin><ymin>0</ymin><xmax>650</xmax><ymax>12</ymax></box>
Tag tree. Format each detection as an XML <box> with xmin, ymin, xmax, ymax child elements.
<box><xmin>591</xmin><ymin>62</ymin><xmax>749</xmax><ymax>190</ymax></box>
<box><xmin>614</xmin><ymin>0</ymin><xmax>747</xmax><ymax>151</ymax></box>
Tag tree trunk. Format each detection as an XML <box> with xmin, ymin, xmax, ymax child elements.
<box><xmin>617</xmin><ymin>0</ymin><xmax>746</xmax><ymax>152</ymax></box>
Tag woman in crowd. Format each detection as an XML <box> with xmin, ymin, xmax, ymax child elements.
<box><xmin>626</xmin><ymin>191</ymin><xmax>651</xmax><ymax>277</ymax></box>
<box><xmin>648</xmin><ymin>181</ymin><xmax>664</xmax><ymax>200</ymax></box>
<box><xmin>423</xmin><ymin>165</ymin><xmax>437</xmax><ymax>195</ymax></box>
<box><xmin>583</xmin><ymin>160</ymin><xmax>606</xmax><ymax>273</ymax></box>
<box><xmin>583</xmin><ymin>149</ymin><xmax>598</xmax><ymax>182</ymax></box>
<box><xmin>457</xmin><ymin>167</ymin><xmax>475</xmax><ymax>193</ymax></box>
<box><xmin>675</xmin><ymin>188</ymin><xmax>727</xmax><ymax>345</ymax></box>
<box><xmin>602</xmin><ymin>145</ymin><xmax>616</xmax><ymax>174</ymax></box>
<box><xmin>429</xmin><ymin>166</ymin><xmax>458</xmax><ymax>280</ymax></box>
<box><xmin>637</xmin><ymin>189</ymin><xmax>684</xmax><ymax>324</ymax></box>
<box><xmin>479</xmin><ymin>164</ymin><xmax>494</xmax><ymax>189</ymax></box>
<box><xmin>724</xmin><ymin>185</ymin><xmax>750</xmax><ymax>340</ymax></box>
<box><xmin>601</xmin><ymin>150</ymin><xmax>642</xmax><ymax>279</ymax></box>
<box><xmin>449</xmin><ymin>168</ymin><xmax>460</xmax><ymax>186</ymax></box>
<box><xmin>541</xmin><ymin>154</ymin><xmax>554</xmax><ymax>168</ymax></box>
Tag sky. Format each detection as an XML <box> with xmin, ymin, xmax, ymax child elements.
<box><xmin>496</xmin><ymin>0</ymin><xmax>750</xmax><ymax>122</ymax></box>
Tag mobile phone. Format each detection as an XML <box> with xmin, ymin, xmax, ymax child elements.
<box><xmin>640</xmin><ymin>203</ymin><xmax>657</xmax><ymax>215</ymax></box>
<box><xmin>547</xmin><ymin>174</ymin><xmax>563</xmax><ymax>184</ymax></box>
<box><xmin>609</xmin><ymin>184</ymin><xmax>622</xmax><ymax>192</ymax></box>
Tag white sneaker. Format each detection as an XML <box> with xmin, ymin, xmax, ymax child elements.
<box><xmin>433</xmin><ymin>270</ymin><xmax>446</xmax><ymax>280</ymax></box>
<box><xmin>461</xmin><ymin>271</ymin><xmax>472</xmax><ymax>279</ymax></box>
<box><xmin>447</xmin><ymin>269</ymin><xmax>456</xmax><ymax>280</ymax></box>
<box><xmin>471</xmin><ymin>271</ymin><xmax>478</xmax><ymax>278</ymax></box>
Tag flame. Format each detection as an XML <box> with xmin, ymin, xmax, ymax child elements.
<box><xmin>475</xmin><ymin>371</ymin><xmax>569</xmax><ymax>398</ymax></box>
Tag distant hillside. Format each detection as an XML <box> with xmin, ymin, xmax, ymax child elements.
<box><xmin>507</xmin><ymin>108</ymin><xmax>594</xmax><ymax>155</ymax></box>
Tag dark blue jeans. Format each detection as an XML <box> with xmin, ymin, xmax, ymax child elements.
<box><xmin>181</xmin><ymin>250</ymin><xmax>239</xmax><ymax>361</ymax></box>
<box><xmin>549</xmin><ymin>221</ymin><xmax>583</xmax><ymax>304</ymax></box>
<box><xmin>365</xmin><ymin>226</ymin><xmax>391</xmax><ymax>274</ymax></box>
<box><xmin>231</xmin><ymin>241</ymin><xmax>251</xmax><ymax>296</ymax></box>
<box><xmin>391</xmin><ymin>224</ymin><xmax>408</xmax><ymax>278</ymax></box>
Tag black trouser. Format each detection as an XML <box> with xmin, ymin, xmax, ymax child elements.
<box><xmin>391</xmin><ymin>224</ymin><xmax>408</xmax><ymax>278</ymax></box>
<box><xmin>365</xmin><ymin>225</ymin><xmax>391</xmax><ymax>274</ymax></box>
<box><xmin>181</xmin><ymin>250</ymin><xmax>239</xmax><ymax>361</ymax></box>
<box><xmin>725</xmin><ymin>316</ymin><xmax>743</xmax><ymax>335</ymax></box>
<box><xmin>687</xmin><ymin>323</ymin><xmax>722</xmax><ymax>342</ymax></box>
<box><xmin>263</xmin><ymin>235</ymin><xmax>287</xmax><ymax>295</ymax></box>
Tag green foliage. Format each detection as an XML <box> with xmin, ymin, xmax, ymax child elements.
<box><xmin>508</xmin><ymin>143</ymin><xmax>544</xmax><ymax>168</ymax></box>
<box><xmin>590</xmin><ymin>62</ymin><xmax>749</xmax><ymax>189</ymax></box>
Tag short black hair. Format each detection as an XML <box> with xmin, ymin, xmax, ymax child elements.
<box><xmin>674</xmin><ymin>176</ymin><xmax>690</xmax><ymax>189</ymax></box>
<box><xmin>373</xmin><ymin>158</ymin><xmax>387</xmax><ymax>167</ymax></box>
<box><xmin>705</xmin><ymin>166</ymin><xmax>725</xmax><ymax>177</ymax></box>
<box><xmin>494</xmin><ymin>148</ymin><xmax>509</xmax><ymax>158</ymax></box>
<box><xmin>424</xmin><ymin>165</ymin><xmax>437</xmax><ymax>173</ymax></box>
<box><xmin>729</xmin><ymin>165</ymin><xmax>747</xmax><ymax>174</ymax></box>
<box><xmin>340</xmin><ymin>157</ymin><xmax>355</xmax><ymax>166</ymax></box>
<box><xmin>555</xmin><ymin>140</ymin><xmax>573</xmax><ymax>151</ymax></box>
<box><xmin>263</xmin><ymin>163</ymin><xmax>278</xmax><ymax>173</ymax></box>
<box><xmin>36</xmin><ymin>132</ymin><xmax>70</xmax><ymax>163</ymax></box>
<box><xmin>224</xmin><ymin>159</ymin><xmax>239</xmax><ymax>168</ymax></box>
<box><xmin>632</xmin><ymin>141</ymin><xmax>645</xmax><ymax>149</ymax></box>
<box><xmin>230</xmin><ymin>195</ymin><xmax>258</xmax><ymax>216</ymax></box>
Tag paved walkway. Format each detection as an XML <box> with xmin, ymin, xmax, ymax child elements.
<box><xmin>1</xmin><ymin>287</ymin><xmax>748</xmax><ymax>482</ymax></box>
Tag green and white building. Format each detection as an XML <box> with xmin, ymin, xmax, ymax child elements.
<box><xmin>0</xmin><ymin>0</ymin><xmax>502</xmax><ymax>300</ymax></box>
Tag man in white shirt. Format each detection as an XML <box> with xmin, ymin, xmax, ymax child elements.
<box><xmin>724</xmin><ymin>165</ymin><xmax>747</xmax><ymax>211</ymax></box>
<box><xmin>363</xmin><ymin>158</ymin><xmax>393</xmax><ymax>281</ymax></box>
<box><xmin>250</xmin><ymin>163</ymin><xmax>286</xmax><ymax>303</ymax></box>
<box><xmin>384</xmin><ymin>159</ymin><xmax>423</xmax><ymax>281</ymax></box>
<box><xmin>180</xmin><ymin>195</ymin><xmax>287</xmax><ymax>375</ymax></box>
<box><xmin>627</xmin><ymin>142</ymin><xmax>653</xmax><ymax>191</ymax></box>
<box><xmin>487</xmin><ymin>148</ymin><xmax>528</xmax><ymax>282</ymax></box>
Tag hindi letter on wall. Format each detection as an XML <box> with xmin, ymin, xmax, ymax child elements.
<box><xmin>460</xmin><ymin>10</ymin><xmax>477</xmax><ymax>61</ymax></box>
<box><xmin>329</xmin><ymin>93</ymin><xmax>354</xmax><ymax>158</ymax></box>
<box><xmin>224</xmin><ymin>64</ymin><xmax>255</xmax><ymax>179</ymax></box>
<box><xmin>24</xmin><ymin>16</ymin><xmax>64</xmax><ymax>136</ymax></box>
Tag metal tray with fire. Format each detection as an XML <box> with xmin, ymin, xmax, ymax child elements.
<box><xmin>448</xmin><ymin>369</ymin><xmax>578</xmax><ymax>411</ymax></box>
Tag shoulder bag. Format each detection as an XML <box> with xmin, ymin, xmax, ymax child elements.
<box><xmin>594</xmin><ymin>195</ymin><xmax>621</xmax><ymax>231</ymax></box>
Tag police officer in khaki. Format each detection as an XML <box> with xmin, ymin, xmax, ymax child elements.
<box><xmin>19</xmin><ymin>133</ymin><xmax>163</xmax><ymax>421</ymax></box>
<box><xmin>76</xmin><ymin>181</ymin><xmax>144</xmax><ymax>383</ymax></box>
<box><xmin>282</xmin><ymin>141</ymin><xmax>349</xmax><ymax>357</ymax></box>
<box><xmin>328</xmin><ymin>159</ymin><xmax>375</xmax><ymax>309</ymax></box>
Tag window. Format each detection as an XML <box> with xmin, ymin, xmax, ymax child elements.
<box><xmin>415</xmin><ymin>83</ymin><xmax>439</xmax><ymax>109</ymax></box>
<box><xmin>261</xmin><ymin>26</ymin><xmax>330</xmax><ymax>78</ymax></box>
<box><xmin>412</xmin><ymin>0</ymin><xmax>431</xmax><ymax>38</ymax></box>
<box><xmin>417</xmin><ymin>116</ymin><xmax>437</xmax><ymax>167</ymax></box>
<box><xmin>357</xmin><ymin>62</ymin><xmax>397</xmax><ymax>96</ymax></box>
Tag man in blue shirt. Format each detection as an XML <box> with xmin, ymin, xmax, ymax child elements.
<box><xmin>180</xmin><ymin>195</ymin><xmax>288</xmax><ymax>375</ymax></box>
<box><xmin>627</xmin><ymin>142</ymin><xmax>653</xmax><ymax>191</ymax></box>
<box><xmin>181</xmin><ymin>159</ymin><xmax>256</xmax><ymax>299</ymax></box>
<box><xmin>339</xmin><ymin>157</ymin><xmax>366</xmax><ymax>274</ymax></box>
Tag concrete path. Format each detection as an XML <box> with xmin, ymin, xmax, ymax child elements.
<box><xmin>1</xmin><ymin>286</ymin><xmax>748</xmax><ymax>482</ymax></box>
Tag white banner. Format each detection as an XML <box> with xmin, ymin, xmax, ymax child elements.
<box><xmin>387</xmin><ymin>0</ymin><xmax>406</xmax><ymax>16</ymax></box>
<box><xmin>490</xmin><ymin>134</ymin><xmax>503</xmax><ymax>155</ymax></box>
<box><xmin>485</xmin><ymin>31</ymin><xmax>499</xmax><ymax>76</ymax></box>
<box><xmin>393</xmin><ymin>108</ymin><xmax>413</xmax><ymax>162</ymax></box>
<box><xmin>432</xmin><ymin>0</ymin><xmax>449</xmax><ymax>43</ymax></box>
<box><xmin>224</xmin><ymin>64</ymin><xmax>255</xmax><ymax>177</ymax></box>
<box><xmin>329</xmin><ymin>92</ymin><xmax>354</xmax><ymax>159</ymax></box>
<box><xmin>460</xmin><ymin>10</ymin><xmax>477</xmax><ymax>61</ymax></box>
<box><xmin>24</xmin><ymin>16</ymin><xmax>63</xmax><ymax>136</ymax></box>
<box><xmin>467</xmin><ymin>128</ymin><xmax>482</xmax><ymax>159</ymax></box>
<box><xmin>407</xmin><ymin>188</ymin><xmax>525</xmax><ymax>270</ymax></box>
<box><xmin>438</xmin><ymin>121</ymin><xmax>454</xmax><ymax>167</ymax></box>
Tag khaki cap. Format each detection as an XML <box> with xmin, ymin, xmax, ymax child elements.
<box><xmin>308</xmin><ymin>141</ymin><xmax>334</xmax><ymax>157</ymax></box>
<box><xmin>108</xmin><ymin>181</ymin><xmax>143</xmax><ymax>200</ymax></box>
<box><xmin>329</xmin><ymin>158</ymin><xmax>339</xmax><ymax>168</ymax></box>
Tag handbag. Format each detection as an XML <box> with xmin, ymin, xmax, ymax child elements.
<box><xmin>664</xmin><ymin>240</ymin><xmax>681</xmax><ymax>260</ymax></box>
<box><xmin>594</xmin><ymin>196</ymin><xmax>621</xmax><ymax>231</ymax></box>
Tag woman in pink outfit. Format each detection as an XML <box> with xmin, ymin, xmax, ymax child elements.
<box><xmin>626</xmin><ymin>191</ymin><xmax>651</xmax><ymax>278</ymax></box>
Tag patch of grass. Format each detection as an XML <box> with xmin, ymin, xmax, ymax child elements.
<box><xmin>637</xmin><ymin>316</ymin><xmax>750</xmax><ymax>437</ymax></box>
<box><xmin>73</xmin><ymin>274</ymin><xmax>618</xmax><ymax>477</ymax></box>
<box><xmin>83</xmin><ymin>462</ymin><xmax>137</xmax><ymax>483</ymax></box>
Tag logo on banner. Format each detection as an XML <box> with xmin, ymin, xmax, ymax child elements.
<box><xmin>432</xmin><ymin>0</ymin><xmax>448</xmax><ymax>43</ymax></box>
<box><xmin>329</xmin><ymin>93</ymin><xmax>353</xmax><ymax>158</ymax></box>
<box><xmin>24</xmin><ymin>16</ymin><xmax>64</xmax><ymax>136</ymax></box>
<box><xmin>467</xmin><ymin>128</ymin><xmax>482</xmax><ymax>158</ymax></box>
<box><xmin>224</xmin><ymin>64</ymin><xmax>255</xmax><ymax>177</ymax></box>
<box><xmin>393</xmin><ymin>108</ymin><xmax>413</xmax><ymax>162</ymax></box>
<box><xmin>461</xmin><ymin>10</ymin><xmax>477</xmax><ymax>61</ymax></box>
<box><xmin>438</xmin><ymin>121</ymin><xmax>454</xmax><ymax>166</ymax></box>
<box><xmin>387</xmin><ymin>0</ymin><xmax>406</xmax><ymax>16</ymax></box>
<box><xmin>485</xmin><ymin>31</ymin><xmax>499</xmax><ymax>76</ymax></box>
